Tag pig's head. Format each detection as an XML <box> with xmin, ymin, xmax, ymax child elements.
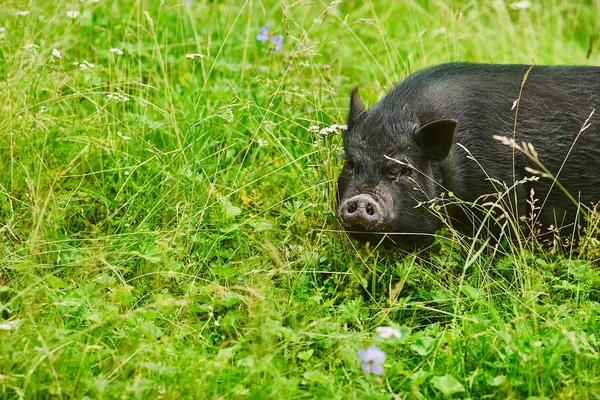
<box><xmin>336</xmin><ymin>87</ymin><xmax>458</xmax><ymax>245</ymax></box>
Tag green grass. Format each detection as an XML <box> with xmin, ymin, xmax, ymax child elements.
<box><xmin>1</xmin><ymin>0</ymin><xmax>599</xmax><ymax>398</ymax></box>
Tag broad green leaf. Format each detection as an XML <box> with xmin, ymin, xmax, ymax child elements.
<box><xmin>46</xmin><ymin>275</ymin><xmax>68</xmax><ymax>289</ymax></box>
<box><xmin>411</xmin><ymin>335</ymin><xmax>435</xmax><ymax>356</ymax></box>
<box><xmin>488</xmin><ymin>375</ymin><xmax>507</xmax><ymax>386</ymax></box>
<box><xmin>431</xmin><ymin>374</ymin><xmax>465</xmax><ymax>396</ymax></box>
<box><xmin>297</xmin><ymin>349</ymin><xmax>314</xmax><ymax>361</ymax></box>
<box><xmin>303</xmin><ymin>370</ymin><xmax>331</xmax><ymax>385</ymax></box>
<box><xmin>460</xmin><ymin>284</ymin><xmax>485</xmax><ymax>300</ymax></box>
<box><xmin>221</xmin><ymin>199</ymin><xmax>241</xmax><ymax>219</ymax></box>
<box><xmin>250</xmin><ymin>218</ymin><xmax>273</xmax><ymax>232</ymax></box>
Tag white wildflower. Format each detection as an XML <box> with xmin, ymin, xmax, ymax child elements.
<box><xmin>319</xmin><ymin>123</ymin><xmax>347</xmax><ymax>135</ymax></box>
<box><xmin>66</xmin><ymin>10</ymin><xmax>80</xmax><ymax>19</ymax></box>
<box><xmin>220</xmin><ymin>108</ymin><xmax>234</xmax><ymax>123</ymax></box>
<box><xmin>16</xmin><ymin>10</ymin><xmax>30</xmax><ymax>17</ymax></box>
<box><xmin>117</xmin><ymin>131</ymin><xmax>131</xmax><ymax>140</ymax></box>
<box><xmin>432</xmin><ymin>27</ymin><xmax>446</xmax><ymax>36</ymax></box>
<box><xmin>0</xmin><ymin>322</ymin><xmax>13</xmax><ymax>331</ymax></box>
<box><xmin>376</xmin><ymin>326</ymin><xmax>402</xmax><ymax>339</ymax></box>
<box><xmin>74</xmin><ymin>60</ymin><xmax>95</xmax><ymax>70</ymax></box>
<box><xmin>307</xmin><ymin>125</ymin><xmax>320</xmax><ymax>133</ymax></box>
<box><xmin>185</xmin><ymin>53</ymin><xmax>205</xmax><ymax>60</ymax></box>
<box><xmin>256</xmin><ymin>138</ymin><xmax>268</xmax><ymax>147</ymax></box>
<box><xmin>510</xmin><ymin>1</ymin><xmax>531</xmax><ymax>10</ymax></box>
<box><xmin>214</xmin><ymin>319</ymin><xmax>220</xmax><ymax>326</ymax></box>
<box><xmin>109</xmin><ymin>47</ymin><xmax>124</xmax><ymax>55</ymax></box>
<box><xmin>52</xmin><ymin>48</ymin><xmax>61</xmax><ymax>59</ymax></box>
<box><xmin>40</xmin><ymin>106</ymin><xmax>48</xmax><ymax>114</ymax></box>
<box><xmin>23</xmin><ymin>43</ymin><xmax>39</xmax><ymax>51</ymax></box>
<box><xmin>106</xmin><ymin>93</ymin><xmax>130</xmax><ymax>103</ymax></box>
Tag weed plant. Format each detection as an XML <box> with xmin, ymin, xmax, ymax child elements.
<box><xmin>0</xmin><ymin>0</ymin><xmax>599</xmax><ymax>398</ymax></box>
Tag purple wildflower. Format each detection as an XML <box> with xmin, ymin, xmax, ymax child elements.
<box><xmin>357</xmin><ymin>346</ymin><xmax>386</xmax><ymax>375</ymax></box>
<box><xmin>270</xmin><ymin>35</ymin><xmax>283</xmax><ymax>52</ymax></box>
<box><xmin>256</xmin><ymin>24</ymin><xmax>270</xmax><ymax>44</ymax></box>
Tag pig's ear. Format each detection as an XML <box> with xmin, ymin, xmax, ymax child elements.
<box><xmin>347</xmin><ymin>86</ymin><xmax>365</xmax><ymax>130</ymax></box>
<box><xmin>415</xmin><ymin>119</ymin><xmax>458</xmax><ymax>161</ymax></box>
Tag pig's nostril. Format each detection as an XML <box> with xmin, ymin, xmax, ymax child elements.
<box><xmin>347</xmin><ymin>203</ymin><xmax>357</xmax><ymax>213</ymax></box>
<box><xmin>366</xmin><ymin>203</ymin><xmax>375</xmax><ymax>215</ymax></box>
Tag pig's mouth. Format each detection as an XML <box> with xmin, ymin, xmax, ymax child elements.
<box><xmin>337</xmin><ymin>191</ymin><xmax>437</xmax><ymax>246</ymax></box>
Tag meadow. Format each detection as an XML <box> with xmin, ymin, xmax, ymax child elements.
<box><xmin>0</xmin><ymin>0</ymin><xmax>599</xmax><ymax>398</ymax></box>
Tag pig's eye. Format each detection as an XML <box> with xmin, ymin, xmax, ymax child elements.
<box><xmin>388</xmin><ymin>166</ymin><xmax>412</xmax><ymax>180</ymax></box>
<box><xmin>346</xmin><ymin>161</ymin><xmax>360</xmax><ymax>175</ymax></box>
<box><xmin>346</xmin><ymin>160</ymin><xmax>360</xmax><ymax>175</ymax></box>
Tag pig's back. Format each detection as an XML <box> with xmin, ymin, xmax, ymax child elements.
<box><xmin>388</xmin><ymin>63</ymin><xmax>600</xmax><ymax>225</ymax></box>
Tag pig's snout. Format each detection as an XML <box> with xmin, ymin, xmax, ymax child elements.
<box><xmin>339</xmin><ymin>194</ymin><xmax>382</xmax><ymax>229</ymax></box>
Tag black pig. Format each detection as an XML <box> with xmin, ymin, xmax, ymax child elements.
<box><xmin>337</xmin><ymin>63</ymin><xmax>600</xmax><ymax>245</ymax></box>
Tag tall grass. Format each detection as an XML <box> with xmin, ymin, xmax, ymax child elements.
<box><xmin>0</xmin><ymin>0</ymin><xmax>599</xmax><ymax>398</ymax></box>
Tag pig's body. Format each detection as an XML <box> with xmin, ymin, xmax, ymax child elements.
<box><xmin>337</xmin><ymin>63</ymin><xmax>600</xmax><ymax>244</ymax></box>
